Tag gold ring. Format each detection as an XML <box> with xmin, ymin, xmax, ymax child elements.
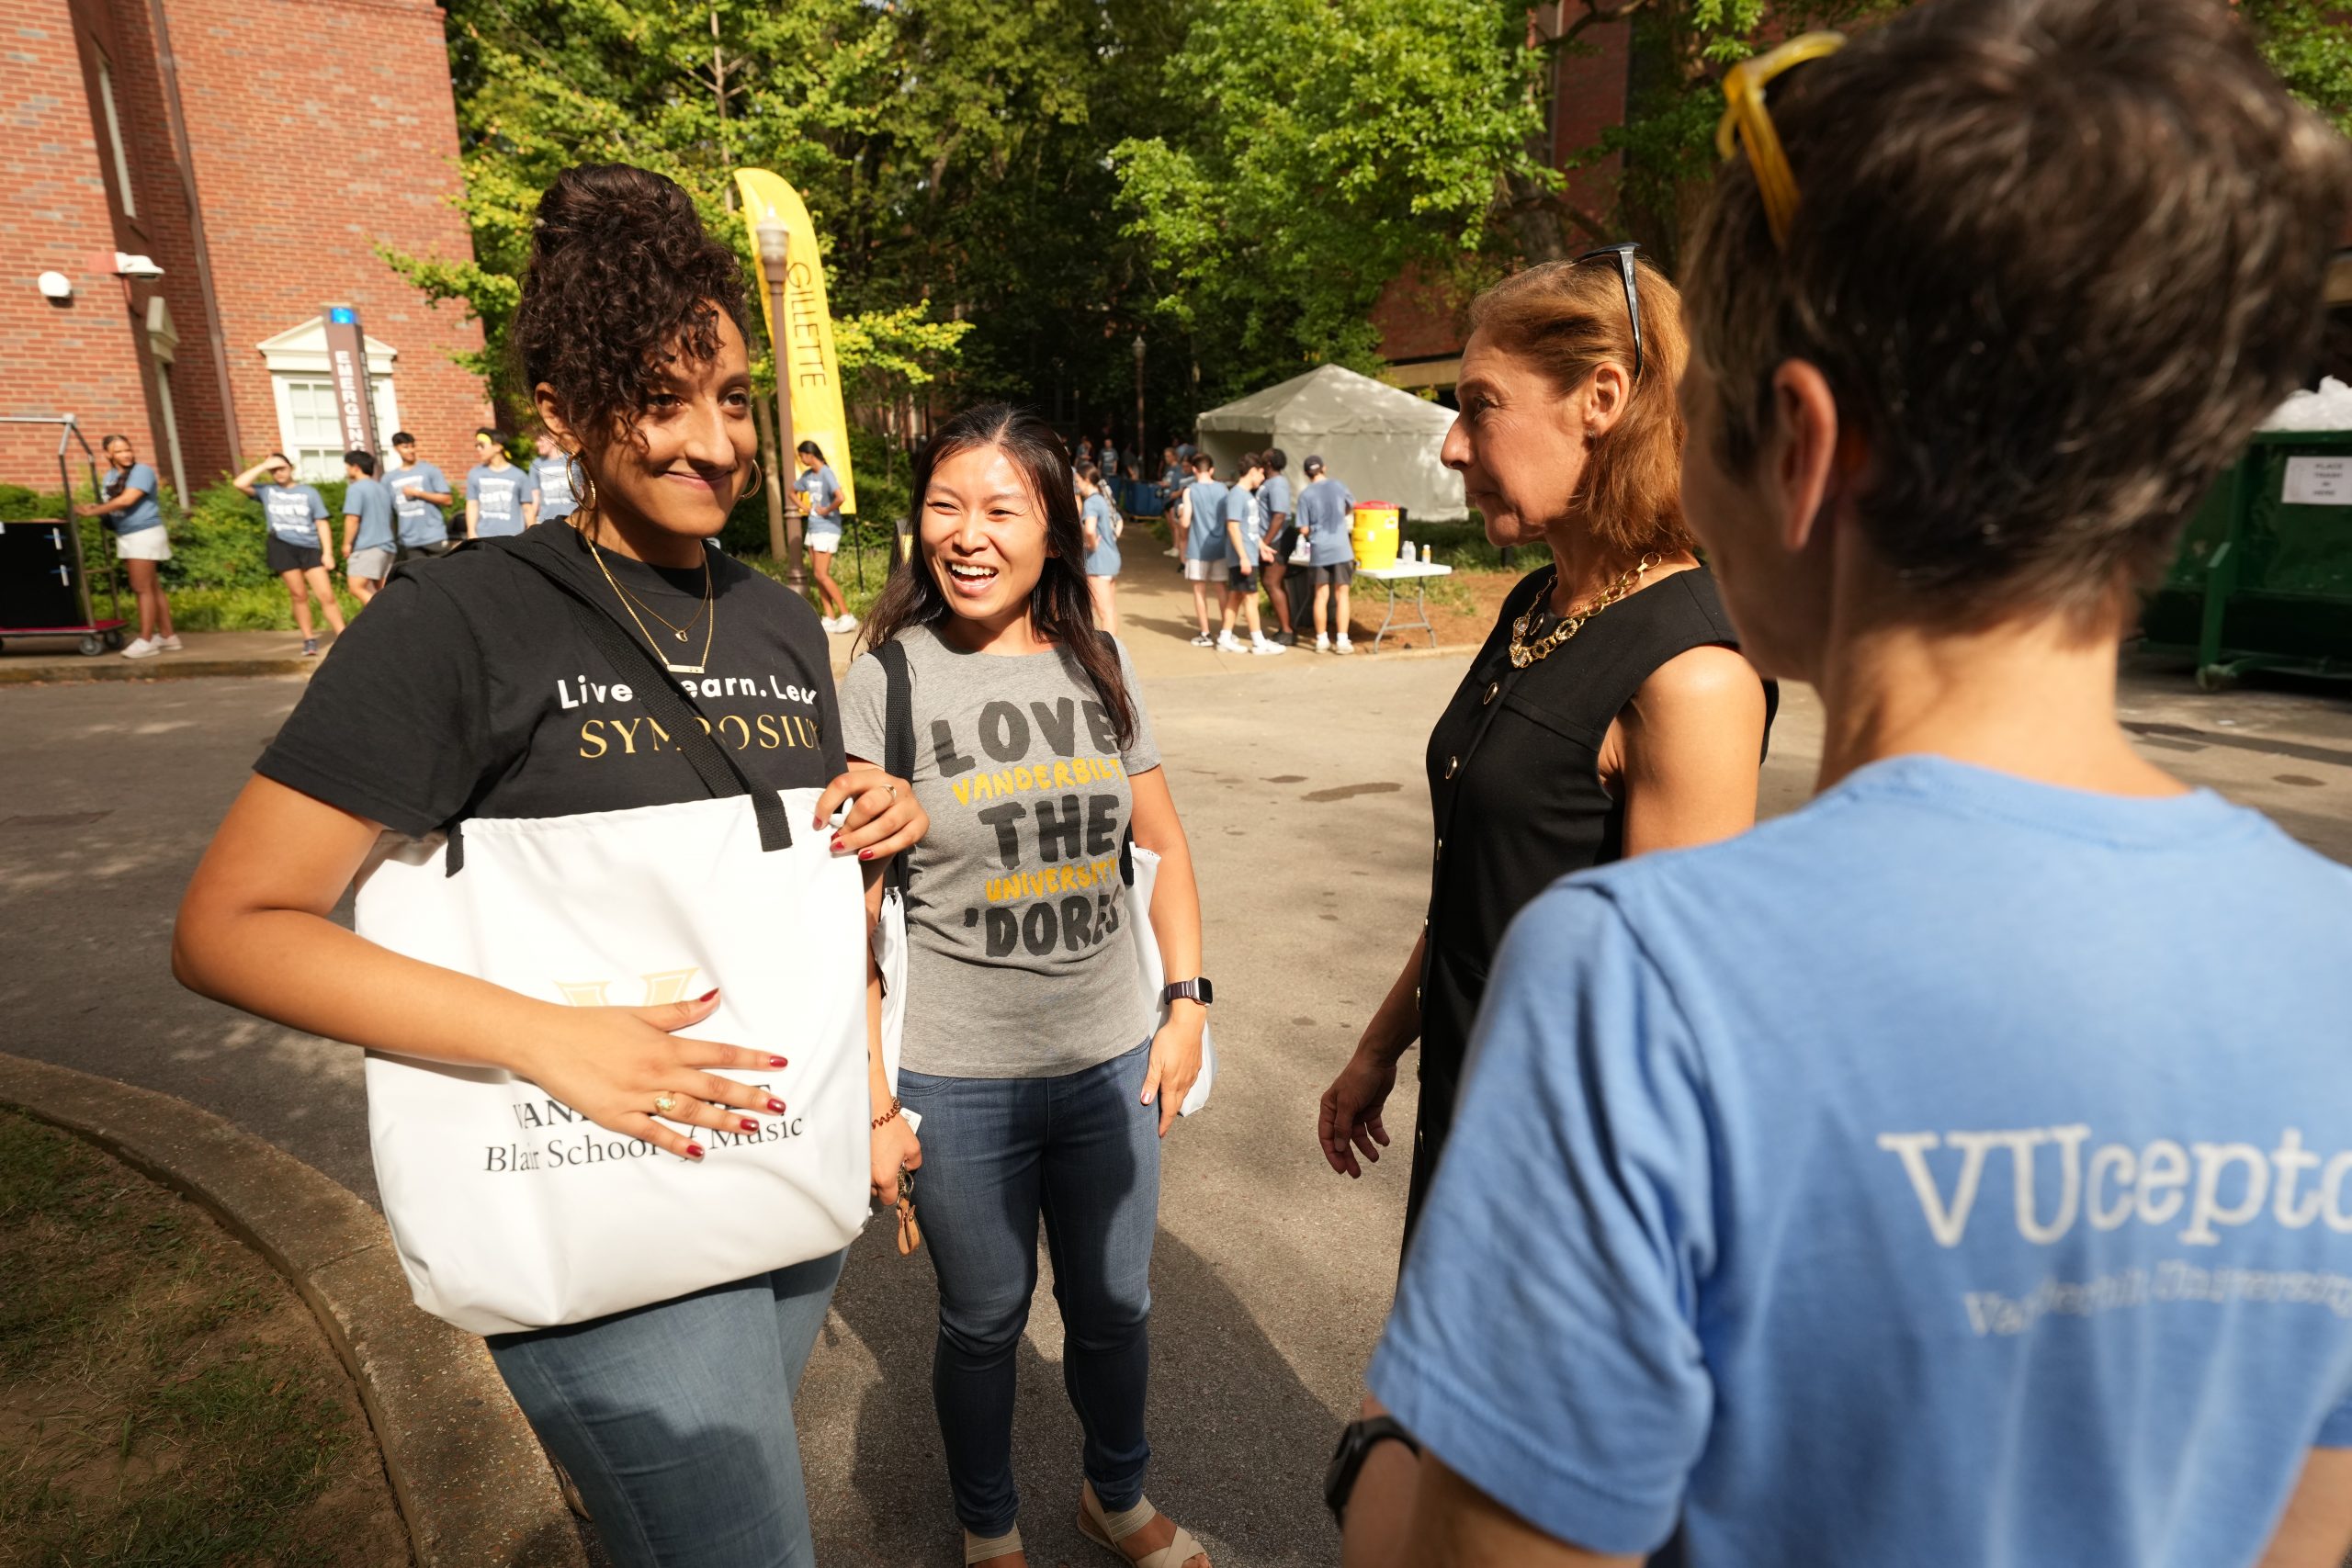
<box><xmin>886</xmin><ymin>783</ymin><xmax>899</xmax><ymax>799</ymax></box>
<box><xmin>651</xmin><ymin>1092</ymin><xmax>679</xmax><ymax>1118</ymax></box>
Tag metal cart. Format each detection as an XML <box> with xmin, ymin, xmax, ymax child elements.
<box><xmin>0</xmin><ymin>415</ymin><xmax>129</xmax><ymax>656</ymax></box>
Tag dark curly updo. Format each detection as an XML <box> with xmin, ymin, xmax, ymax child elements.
<box><xmin>510</xmin><ymin>164</ymin><xmax>752</xmax><ymax>457</ymax></box>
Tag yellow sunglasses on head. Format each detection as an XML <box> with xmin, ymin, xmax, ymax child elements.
<box><xmin>1716</xmin><ymin>31</ymin><xmax>1848</xmax><ymax>250</ymax></box>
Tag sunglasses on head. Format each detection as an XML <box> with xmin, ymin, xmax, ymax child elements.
<box><xmin>1574</xmin><ymin>242</ymin><xmax>1645</xmax><ymax>382</ymax></box>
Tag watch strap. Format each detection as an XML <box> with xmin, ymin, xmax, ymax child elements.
<box><xmin>1323</xmin><ymin>1414</ymin><xmax>1420</xmax><ymax>1529</ymax></box>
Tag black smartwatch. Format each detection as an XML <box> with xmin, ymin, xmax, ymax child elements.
<box><xmin>1323</xmin><ymin>1414</ymin><xmax>1420</xmax><ymax>1529</ymax></box>
<box><xmin>1161</xmin><ymin>976</ymin><xmax>1214</xmax><ymax>1008</ymax></box>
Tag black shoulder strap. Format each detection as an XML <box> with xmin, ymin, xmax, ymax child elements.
<box><xmin>876</xmin><ymin>638</ymin><xmax>914</xmax><ymax>896</ymax></box>
<box><xmin>496</xmin><ymin>538</ymin><xmax>793</xmax><ymax>853</ymax></box>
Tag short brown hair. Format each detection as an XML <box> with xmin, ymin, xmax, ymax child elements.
<box><xmin>1684</xmin><ymin>0</ymin><xmax>2352</xmax><ymax>625</ymax></box>
<box><xmin>1467</xmin><ymin>254</ymin><xmax>1690</xmax><ymax>556</ymax></box>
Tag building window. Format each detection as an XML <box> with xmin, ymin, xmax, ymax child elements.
<box><xmin>95</xmin><ymin>56</ymin><xmax>136</xmax><ymax>219</ymax></box>
<box><xmin>277</xmin><ymin>379</ymin><xmax>346</xmax><ymax>479</ymax></box>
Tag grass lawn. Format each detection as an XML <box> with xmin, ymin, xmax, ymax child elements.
<box><xmin>0</xmin><ymin>1111</ymin><xmax>409</xmax><ymax>1568</ymax></box>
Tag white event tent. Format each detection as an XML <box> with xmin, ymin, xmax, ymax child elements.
<box><xmin>1193</xmin><ymin>364</ymin><xmax>1465</xmax><ymax>521</ymax></box>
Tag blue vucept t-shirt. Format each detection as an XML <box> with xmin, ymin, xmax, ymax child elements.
<box><xmin>1372</xmin><ymin>754</ymin><xmax>2352</xmax><ymax>1567</ymax></box>
<box><xmin>1184</xmin><ymin>479</ymin><xmax>1228</xmax><ymax>562</ymax></box>
<box><xmin>1298</xmin><ymin>479</ymin><xmax>1357</xmax><ymax>565</ymax></box>
<box><xmin>1221</xmin><ymin>483</ymin><xmax>1262</xmax><ymax>560</ymax></box>
<box><xmin>342</xmin><ymin>476</ymin><xmax>395</xmax><ymax>552</ymax></box>
<box><xmin>528</xmin><ymin>455</ymin><xmax>576</xmax><ymax>522</ymax></box>
<box><xmin>467</xmin><ymin>463</ymin><xmax>529</xmax><ymax>537</ymax></box>
<box><xmin>256</xmin><ymin>482</ymin><xmax>328</xmax><ymax>545</ymax></box>
<box><xmin>1081</xmin><ymin>491</ymin><xmax>1121</xmax><ymax>577</ymax></box>
<box><xmin>794</xmin><ymin>463</ymin><xmax>842</xmax><ymax>525</ymax></box>
<box><xmin>107</xmin><ymin>462</ymin><xmax>164</xmax><ymax>535</ymax></box>
<box><xmin>1260</xmin><ymin>472</ymin><xmax>1292</xmax><ymax>525</ymax></box>
<box><xmin>388</xmin><ymin>462</ymin><xmax>451</xmax><ymax>547</ymax></box>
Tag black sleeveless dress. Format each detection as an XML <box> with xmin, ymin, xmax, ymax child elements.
<box><xmin>1402</xmin><ymin>563</ymin><xmax>1774</xmax><ymax>1245</ymax></box>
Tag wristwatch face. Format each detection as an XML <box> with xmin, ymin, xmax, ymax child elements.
<box><xmin>1166</xmin><ymin>976</ymin><xmax>1214</xmax><ymax>1007</ymax></box>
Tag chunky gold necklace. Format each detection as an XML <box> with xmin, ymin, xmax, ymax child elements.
<box><xmin>584</xmin><ymin>530</ymin><xmax>716</xmax><ymax>675</ymax></box>
<box><xmin>1507</xmin><ymin>553</ymin><xmax>1661</xmax><ymax>669</ymax></box>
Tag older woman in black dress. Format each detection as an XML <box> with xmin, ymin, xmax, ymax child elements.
<box><xmin>1317</xmin><ymin>252</ymin><xmax>1774</xmax><ymax>1247</ymax></box>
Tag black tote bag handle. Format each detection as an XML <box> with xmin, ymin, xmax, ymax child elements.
<box><xmin>492</xmin><ymin>539</ymin><xmax>795</xmax><ymax>855</ymax></box>
<box><xmin>876</xmin><ymin>638</ymin><xmax>914</xmax><ymax>897</ymax></box>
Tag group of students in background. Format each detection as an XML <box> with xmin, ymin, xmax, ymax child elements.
<box><xmin>73</xmin><ymin>422</ymin><xmax>851</xmax><ymax>658</ymax></box>
<box><xmin>1171</xmin><ymin>446</ymin><xmax>1357</xmax><ymax>655</ymax></box>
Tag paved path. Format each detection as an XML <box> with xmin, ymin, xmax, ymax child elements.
<box><xmin>7</xmin><ymin>613</ymin><xmax>2352</xmax><ymax>1564</ymax></box>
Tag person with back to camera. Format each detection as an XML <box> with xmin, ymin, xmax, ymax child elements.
<box><xmin>1256</xmin><ymin>448</ymin><xmax>1299</xmax><ymax>645</ymax></box>
<box><xmin>839</xmin><ymin>403</ymin><xmax>1214</xmax><ymax>1568</ymax></box>
<box><xmin>233</xmin><ymin>451</ymin><xmax>345</xmax><ymax>656</ymax></box>
<box><xmin>793</xmin><ymin>439</ymin><xmax>855</xmax><ymax>635</ymax></box>
<box><xmin>76</xmin><ymin>432</ymin><xmax>179</xmax><ymax>657</ymax></box>
<box><xmin>1080</xmin><ymin>461</ymin><xmax>1125</xmax><ymax>635</ymax></box>
<box><xmin>385</xmin><ymin>431</ymin><xmax>455</xmax><ymax>557</ymax></box>
<box><xmin>340</xmin><ymin>449</ymin><xmax>397</xmax><ymax>604</ymax></box>
<box><xmin>1295</xmin><ymin>456</ymin><xmax>1355</xmax><ymax>653</ymax></box>
<box><xmin>172</xmin><ymin>164</ymin><xmax>928</xmax><ymax>1568</ymax></box>
<box><xmin>1176</xmin><ymin>452</ymin><xmax>1227</xmax><ymax>647</ymax></box>
<box><xmin>1326</xmin><ymin>3</ymin><xmax>2352</xmax><ymax>1564</ymax></box>
<box><xmin>1315</xmin><ymin>244</ymin><xmax>1772</xmax><ymax>1248</ymax></box>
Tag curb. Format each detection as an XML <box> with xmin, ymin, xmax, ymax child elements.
<box><xmin>0</xmin><ymin>657</ymin><xmax>314</xmax><ymax>686</ymax></box>
<box><xmin>0</xmin><ymin>1054</ymin><xmax>584</xmax><ymax>1568</ymax></box>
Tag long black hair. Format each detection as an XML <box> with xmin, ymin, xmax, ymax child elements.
<box><xmin>865</xmin><ymin>403</ymin><xmax>1137</xmax><ymax>749</ymax></box>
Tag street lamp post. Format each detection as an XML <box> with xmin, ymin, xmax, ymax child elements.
<box><xmin>1131</xmin><ymin>335</ymin><xmax>1146</xmax><ymax>479</ymax></box>
<box><xmin>752</xmin><ymin>209</ymin><xmax>805</xmax><ymax>589</ymax></box>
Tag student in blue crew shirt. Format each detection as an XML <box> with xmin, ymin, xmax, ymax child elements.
<box><xmin>75</xmin><ymin>432</ymin><xmax>180</xmax><ymax>657</ymax></box>
<box><xmin>233</xmin><ymin>452</ymin><xmax>345</xmax><ymax>655</ymax></box>
<box><xmin>338</xmin><ymin>449</ymin><xmax>398</xmax><ymax>604</ymax></box>
<box><xmin>527</xmin><ymin>429</ymin><xmax>579</xmax><ymax>525</ymax></box>
<box><xmin>1175</xmin><ymin>451</ymin><xmax>1226</xmax><ymax>647</ymax></box>
<box><xmin>1077</xmin><ymin>461</ymin><xmax>1123</xmax><ymax>636</ymax></box>
<box><xmin>1329</xmin><ymin>4</ymin><xmax>2352</xmax><ymax>1565</ymax></box>
<box><xmin>1216</xmin><ymin>453</ymin><xmax>1282</xmax><ymax>655</ymax></box>
<box><xmin>1255</xmin><ymin>447</ymin><xmax>1299</xmax><ymax>645</ymax></box>
<box><xmin>385</xmin><ymin>431</ymin><xmax>454</xmax><ymax>555</ymax></box>
<box><xmin>465</xmin><ymin>428</ymin><xmax>530</xmax><ymax>538</ymax></box>
<box><xmin>1295</xmin><ymin>455</ymin><xmax>1355</xmax><ymax>653</ymax></box>
<box><xmin>790</xmin><ymin>440</ymin><xmax>854</xmax><ymax>635</ymax></box>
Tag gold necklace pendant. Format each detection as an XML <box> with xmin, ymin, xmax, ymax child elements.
<box><xmin>1503</xmin><ymin>553</ymin><xmax>1661</xmax><ymax>669</ymax></box>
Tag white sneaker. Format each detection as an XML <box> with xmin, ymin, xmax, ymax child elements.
<box><xmin>1315</xmin><ymin>635</ymin><xmax>1330</xmax><ymax>652</ymax></box>
<box><xmin>1334</xmin><ymin>636</ymin><xmax>1354</xmax><ymax>655</ymax></box>
<box><xmin>1216</xmin><ymin>632</ymin><xmax>1245</xmax><ymax>653</ymax></box>
<box><xmin>1250</xmin><ymin>637</ymin><xmax>1286</xmax><ymax>656</ymax></box>
<box><xmin>120</xmin><ymin>637</ymin><xmax>159</xmax><ymax>659</ymax></box>
<box><xmin>835</xmin><ymin>612</ymin><xmax>858</xmax><ymax>633</ymax></box>
<box><xmin>155</xmin><ymin>634</ymin><xmax>184</xmax><ymax>652</ymax></box>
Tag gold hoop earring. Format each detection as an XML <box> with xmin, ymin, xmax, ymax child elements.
<box><xmin>740</xmin><ymin>457</ymin><xmax>763</xmax><ymax>502</ymax></box>
<box><xmin>567</xmin><ymin>450</ymin><xmax>598</xmax><ymax>516</ymax></box>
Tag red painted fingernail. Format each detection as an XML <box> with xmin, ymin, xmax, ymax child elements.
<box><xmin>739</xmin><ymin>1118</ymin><xmax>758</xmax><ymax>1133</ymax></box>
<box><xmin>696</xmin><ymin>987</ymin><xmax>718</xmax><ymax>1002</ymax></box>
<box><xmin>859</xmin><ymin>848</ymin><xmax>875</xmax><ymax>861</ymax></box>
<box><xmin>766</xmin><ymin>1097</ymin><xmax>786</xmax><ymax>1113</ymax></box>
<box><xmin>685</xmin><ymin>1142</ymin><xmax>706</xmax><ymax>1160</ymax></box>
<box><xmin>768</xmin><ymin>1055</ymin><xmax>787</xmax><ymax>1069</ymax></box>
<box><xmin>831</xmin><ymin>838</ymin><xmax>844</xmax><ymax>853</ymax></box>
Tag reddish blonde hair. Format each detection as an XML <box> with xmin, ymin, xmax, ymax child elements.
<box><xmin>1466</xmin><ymin>255</ymin><xmax>1690</xmax><ymax>556</ymax></box>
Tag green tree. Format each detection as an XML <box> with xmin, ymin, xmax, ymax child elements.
<box><xmin>1113</xmin><ymin>0</ymin><xmax>1543</xmax><ymax>400</ymax></box>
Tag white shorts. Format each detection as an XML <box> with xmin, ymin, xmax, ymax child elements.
<box><xmin>806</xmin><ymin>525</ymin><xmax>843</xmax><ymax>555</ymax></box>
<box><xmin>346</xmin><ymin>547</ymin><xmax>396</xmax><ymax>581</ymax></box>
<box><xmin>113</xmin><ymin>526</ymin><xmax>171</xmax><ymax>562</ymax></box>
<box><xmin>1182</xmin><ymin>558</ymin><xmax>1225</xmax><ymax>582</ymax></box>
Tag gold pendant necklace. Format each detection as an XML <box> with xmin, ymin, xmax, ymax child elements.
<box><xmin>585</xmin><ymin>530</ymin><xmax>716</xmax><ymax>675</ymax></box>
<box><xmin>1507</xmin><ymin>553</ymin><xmax>1661</xmax><ymax>669</ymax></box>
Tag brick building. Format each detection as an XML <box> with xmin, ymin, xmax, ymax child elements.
<box><xmin>3</xmin><ymin>0</ymin><xmax>485</xmax><ymax>500</ymax></box>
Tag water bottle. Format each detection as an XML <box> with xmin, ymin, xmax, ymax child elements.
<box><xmin>1399</xmin><ymin>541</ymin><xmax>1417</xmax><ymax>563</ymax></box>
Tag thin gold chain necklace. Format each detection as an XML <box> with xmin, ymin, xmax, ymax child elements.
<box><xmin>584</xmin><ymin>530</ymin><xmax>716</xmax><ymax>676</ymax></box>
<box><xmin>1507</xmin><ymin>552</ymin><xmax>1661</xmax><ymax>669</ymax></box>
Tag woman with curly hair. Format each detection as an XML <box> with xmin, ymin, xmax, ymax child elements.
<box><xmin>172</xmin><ymin>164</ymin><xmax>926</xmax><ymax>1566</ymax></box>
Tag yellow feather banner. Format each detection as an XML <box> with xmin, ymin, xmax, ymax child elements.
<box><xmin>733</xmin><ymin>168</ymin><xmax>856</xmax><ymax>514</ymax></box>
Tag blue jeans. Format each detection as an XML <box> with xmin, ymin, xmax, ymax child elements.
<box><xmin>899</xmin><ymin>1040</ymin><xmax>1160</xmax><ymax>1538</ymax></box>
<box><xmin>488</xmin><ymin>1249</ymin><xmax>846</xmax><ymax>1568</ymax></box>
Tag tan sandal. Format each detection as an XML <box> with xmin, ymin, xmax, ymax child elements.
<box><xmin>1076</xmin><ymin>1481</ymin><xmax>1210</xmax><ymax>1568</ymax></box>
<box><xmin>963</xmin><ymin>1523</ymin><xmax>1024</xmax><ymax>1566</ymax></box>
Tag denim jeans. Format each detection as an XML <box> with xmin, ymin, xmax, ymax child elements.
<box><xmin>899</xmin><ymin>1039</ymin><xmax>1160</xmax><ymax>1538</ymax></box>
<box><xmin>488</xmin><ymin>1248</ymin><xmax>846</xmax><ymax>1568</ymax></box>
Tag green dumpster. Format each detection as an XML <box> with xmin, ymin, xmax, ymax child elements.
<box><xmin>2138</xmin><ymin>429</ymin><xmax>2352</xmax><ymax>688</ymax></box>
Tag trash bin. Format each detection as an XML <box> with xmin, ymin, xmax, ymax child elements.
<box><xmin>2139</xmin><ymin>430</ymin><xmax>2352</xmax><ymax>687</ymax></box>
<box><xmin>1351</xmin><ymin>502</ymin><xmax>1399</xmax><ymax>570</ymax></box>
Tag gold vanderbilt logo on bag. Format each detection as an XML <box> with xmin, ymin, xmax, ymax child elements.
<box><xmin>481</xmin><ymin>965</ymin><xmax>804</xmax><ymax>1174</ymax></box>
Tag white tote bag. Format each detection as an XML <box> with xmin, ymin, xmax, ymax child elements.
<box><xmin>354</xmin><ymin>550</ymin><xmax>870</xmax><ymax>1336</ymax></box>
<box><xmin>868</xmin><ymin>639</ymin><xmax>1213</xmax><ymax>1114</ymax></box>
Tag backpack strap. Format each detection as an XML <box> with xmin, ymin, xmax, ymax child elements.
<box><xmin>496</xmin><ymin>538</ymin><xmax>795</xmax><ymax>854</ymax></box>
<box><xmin>876</xmin><ymin>638</ymin><xmax>914</xmax><ymax>897</ymax></box>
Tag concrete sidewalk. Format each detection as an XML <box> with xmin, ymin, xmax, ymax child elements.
<box><xmin>0</xmin><ymin>627</ymin><xmax>320</xmax><ymax>683</ymax></box>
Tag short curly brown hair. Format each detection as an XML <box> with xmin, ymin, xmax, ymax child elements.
<box><xmin>510</xmin><ymin>164</ymin><xmax>752</xmax><ymax>458</ymax></box>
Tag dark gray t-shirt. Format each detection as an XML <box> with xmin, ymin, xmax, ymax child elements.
<box><xmin>841</xmin><ymin>622</ymin><xmax>1161</xmax><ymax>1077</ymax></box>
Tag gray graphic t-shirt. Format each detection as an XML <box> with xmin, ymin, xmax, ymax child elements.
<box><xmin>841</xmin><ymin>622</ymin><xmax>1161</xmax><ymax>1077</ymax></box>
